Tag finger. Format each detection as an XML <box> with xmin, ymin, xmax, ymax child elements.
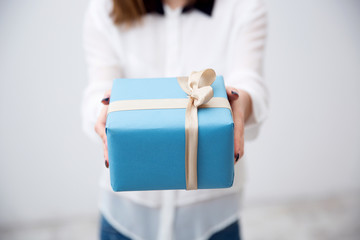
<box><xmin>104</xmin><ymin>136</ymin><xmax>108</xmax><ymax>159</ymax></box>
<box><xmin>234</xmin><ymin>118</ymin><xmax>244</xmax><ymax>163</ymax></box>
<box><xmin>95</xmin><ymin>103</ymin><xmax>110</xmax><ymax>168</ymax></box>
<box><xmin>104</xmin><ymin>143</ymin><xmax>109</xmax><ymax>168</ymax></box>
<box><xmin>232</xmin><ymin>104</ymin><xmax>245</xmax><ymax>163</ymax></box>
<box><xmin>226</xmin><ymin>87</ymin><xmax>239</xmax><ymax>102</ymax></box>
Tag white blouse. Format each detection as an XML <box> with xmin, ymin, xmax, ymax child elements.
<box><xmin>82</xmin><ymin>0</ymin><xmax>268</xmax><ymax>239</ymax></box>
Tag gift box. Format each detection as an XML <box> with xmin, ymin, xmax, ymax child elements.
<box><xmin>106</xmin><ymin>69</ymin><xmax>234</xmax><ymax>191</ymax></box>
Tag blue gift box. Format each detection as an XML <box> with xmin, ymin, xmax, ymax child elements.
<box><xmin>106</xmin><ymin>74</ymin><xmax>234</xmax><ymax>191</ymax></box>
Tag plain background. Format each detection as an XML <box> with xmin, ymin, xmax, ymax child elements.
<box><xmin>0</xmin><ymin>0</ymin><xmax>359</xmax><ymax>227</ymax></box>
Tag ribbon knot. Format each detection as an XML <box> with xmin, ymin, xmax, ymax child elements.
<box><xmin>189</xmin><ymin>86</ymin><xmax>213</xmax><ymax>107</ymax></box>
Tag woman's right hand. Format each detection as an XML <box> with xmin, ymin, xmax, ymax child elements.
<box><xmin>95</xmin><ymin>90</ymin><xmax>111</xmax><ymax>168</ymax></box>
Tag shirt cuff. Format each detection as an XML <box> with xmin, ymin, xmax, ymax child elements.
<box><xmin>224</xmin><ymin>70</ymin><xmax>269</xmax><ymax>140</ymax></box>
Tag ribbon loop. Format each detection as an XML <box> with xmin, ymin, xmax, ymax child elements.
<box><xmin>178</xmin><ymin>69</ymin><xmax>216</xmax><ymax>96</ymax></box>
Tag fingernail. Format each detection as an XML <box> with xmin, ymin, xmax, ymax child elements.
<box><xmin>105</xmin><ymin>160</ymin><xmax>109</xmax><ymax>168</ymax></box>
<box><xmin>101</xmin><ymin>97</ymin><xmax>110</xmax><ymax>104</ymax></box>
<box><xmin>231</xmin><ymin>90</ymin><xmax>239</xmax><ymax>96</ymax></box>
<box><xmin>235</xmin><ymin>153</ymin><xmax>240</xmax><ymax>162</ymax></box>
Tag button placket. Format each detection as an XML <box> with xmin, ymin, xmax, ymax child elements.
<box><xmin>165</xmin><ymin>6</ymin><xmax>182</xmax><ymax>76</ymax></box>
<box><xmin>158</xmin><ymin>7</ymin><xmax>182</xmax><ymax>240</ymax></box>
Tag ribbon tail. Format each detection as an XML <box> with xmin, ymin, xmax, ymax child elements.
<box><xmin>185</xmin><ymin>98</ymin><xmax>198</xmax><ymax>190</ymax></box>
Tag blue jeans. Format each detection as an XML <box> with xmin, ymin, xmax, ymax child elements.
<box><xmin>100</xmin><ymin>215</ymin><xmax>241</xmax><ymax>240</ymax></box>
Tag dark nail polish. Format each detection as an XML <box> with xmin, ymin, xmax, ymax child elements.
<box><xmin>101</xmin><ymin>97</ymin><xmax>110</xmax><ymax>103</ymax></box>
<box><xmin>235</xmin><ymin>153</ymin><xmax>240</xmax><ymax>162</ymax></box>
<box><xmin>105</xmin><ymin>160</ymin><xmax>109</xmax><ymax>168</ymax></box>
<box><xmin>231</xmin><ymin>90</ymin><xmax>239</xmax><ymax>96</ymax></box>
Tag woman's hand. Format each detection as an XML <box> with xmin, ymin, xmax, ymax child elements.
<box><xmin>95</xmin><ymin>90</ymin><xmax>111</xmax><ymax>168</ymax></box>
<box><xmin>226</xmin><ymin>87</ymin><xmax>252</xmax><ymax>164</ymax></box>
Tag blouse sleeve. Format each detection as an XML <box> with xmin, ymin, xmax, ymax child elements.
<box><xmin>81</xmin><ymin>0</ymin><xmax>122</xmax><ymax>142</ymax></box>
<box><xmin>223</xmin><ymin>0</ymin><xmax>269</xmax><ymax>140</ymax></box>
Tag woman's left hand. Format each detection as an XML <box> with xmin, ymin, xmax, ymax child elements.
<box><xmin>226</xmin><ymin>87</ymin><xmax>252</xmax><ymax>164</ymax></box>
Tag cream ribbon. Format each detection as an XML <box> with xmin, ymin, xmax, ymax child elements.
<box><xmin>107</xmin><ymin>69</ymin><xmax>232</xmax><ymax>190</ymax></box>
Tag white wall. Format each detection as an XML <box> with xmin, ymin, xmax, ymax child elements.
<box><xmin>0</xmin><ymin>0</ymin><xmax>359</xmax><ymax>226</ymax></box>
<box><xmin>0</xmin><ymin>0</ymin><xmax>101</xmax><ymax>226</ymax></box>
<box><xmin>244</xmin><ymin>0</ymin><xmax>360</xmax><ymax>204</ymax></box>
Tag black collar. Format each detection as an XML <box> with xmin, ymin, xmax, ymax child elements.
<box><xmin>144</xmin><ymin>0</ymin><xmax>215</xmax><ymax>17</ymax></box>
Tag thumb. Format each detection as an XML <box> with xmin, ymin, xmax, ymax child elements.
<box><xmin>226</xmin><ymin>87</ymin><xmax>239</xmax><ymax>102</ymax></box>
<box><xmin>101</xmin><ymin>90</ymin><xmax>112</xmax><ymax>105</ymax></box>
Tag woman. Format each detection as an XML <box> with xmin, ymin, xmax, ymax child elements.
<box><xmin>82</xmin><ymin>0</ymin><xmax>268</xmax><ymax>239</ymax></box>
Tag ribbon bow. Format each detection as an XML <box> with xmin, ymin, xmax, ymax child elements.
<box><xmin>177</xmin><ymin>69</ymin><xmax>216</xmax><ymax>190</ymax></box>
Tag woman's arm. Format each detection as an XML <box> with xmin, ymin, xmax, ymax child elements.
<box><xmin>82</xmin><ymin>0</ymin><xmax>121</xmax><ymax>167</ymax></box>
<box><xmin>225</xmin><ymin>0</ymin><xmax>269</xmax><ymax>162</ymax></box>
